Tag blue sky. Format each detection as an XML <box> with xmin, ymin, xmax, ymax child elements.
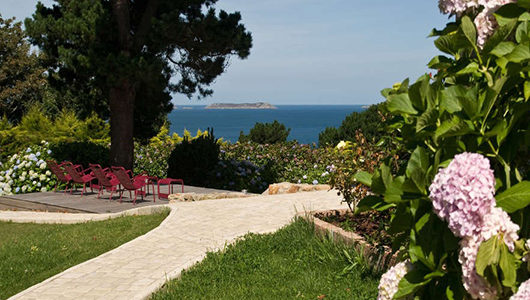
<box><xmin>5</xmin><ymin>1</ymin><xmax>449</xmax><ymax>105</ymax></box>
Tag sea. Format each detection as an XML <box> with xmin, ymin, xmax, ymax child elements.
<box><xmin>168</xmin><ymin>105</ymin><xmax>365</xmax><ymax>144</ymax></box>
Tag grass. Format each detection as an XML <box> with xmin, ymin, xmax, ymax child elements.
<box><xmin>0</xmin><ymin>209</ymin><xmax>169</xmax><ymax>299</ymax></box>
<box><xmin>152</xmin><ymin>218</ymin><xmax>379</xmax><ymax>300</ymax></box>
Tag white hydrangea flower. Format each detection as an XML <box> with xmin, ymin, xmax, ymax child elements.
<box><xmin>377</xmin><ymin>260</ymin><xmax>412</xmax><ymax>300</ymax></box>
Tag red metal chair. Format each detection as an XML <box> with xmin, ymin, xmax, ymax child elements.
<box><xmin>89</xmin><ymin>164</ymin><xmax>121</xmax><ymax>200</ymax></box>
<box><xmin>157</xmin><ymin>178</ymin><xmax>184</xmax><ymax>200</ymax></box>
<box><xmin>46</xmin><ymin>160</ymin><xmax>72</xmax><ymax>193</ymax></box>
<box><xmin>111</xmin><ymin>166</ymin><xmax>155</xmax><ymax>204</ymax></box>
<box><xmin>63</xmin><ymin>162</ymin><xmax>96</xmax><ymax>196</ymax></box>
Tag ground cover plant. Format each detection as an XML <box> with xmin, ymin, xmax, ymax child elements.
<box><xmin>151</xmin><ymin>218</ymin><xmax>379</xmax><ymax>300</ymax></box>
<box><xmin>353</xmin><ymin>1</ymin><xmax>530</xmax><ymax>299</ymax></box>
<box><xmin>0</xmin><ymin>209</ymin><xmax>169</xmax><ymax>299</ymax></box>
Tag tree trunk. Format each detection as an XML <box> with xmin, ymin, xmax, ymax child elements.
<box><xmin>110</xmin><ymin>79</ymin><xmax>135</xmax><ymax>169</ymax></box>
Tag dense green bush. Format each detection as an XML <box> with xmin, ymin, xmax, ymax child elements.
<box><xmin>49</xmin><ymin>141</ymin><xmax>109</xmax><ymax>168</ymax></box>
<box><xmin>318</xmin><ymin>103</ymin><xmax>387</xmax><ymax>147</ymax></box>
<box><xmin>0</xmin><ymin>107</ymin><xmax>109</xmax><ymax>161</ymax></box>
<box><xmin>238</xmin><ymin>120</ymin><xmax>290</xmax><ymax>144</ymax></box>
<box><xmin>167</xmin><ymin>129</ymin><xmax>220</xmax><ymax>186</ymax></box>
<box><xmin>133</xmin><ymin>126</ymin><xmax>209</xmax><ymax>178</ymax></box>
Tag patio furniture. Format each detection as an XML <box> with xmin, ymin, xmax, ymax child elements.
<box><xmin>46</xmin><ymin>160</ymin><xmax>72</xmax><ymax>193</ymax></box>
<box><xmin>111</xmin><ymin>166</ymin><xmax>156</xmax><ymax>204</ymax></box>
<box><xmin>157</xmin><ymin>178</ymin><xmax>184</xmax><ymax>200</ymax></box>
<box><xmin>63</xmin><ymin>162</ymin><xmax>96</xmax><ymax>196</ymax></box>
<box><xmin>89</xmin><ymin>164</ymin><xmax>121</xmax><ymax>200</ymax></box>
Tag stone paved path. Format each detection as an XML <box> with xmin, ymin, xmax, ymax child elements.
<box><xmin>7</xmin><ymin>190</ymin><xmax>346</xmax><ymax>300</ymax></box>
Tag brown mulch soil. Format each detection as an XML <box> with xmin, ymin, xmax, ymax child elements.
<box><xmin>314</xmin><ymin>209</ymin><xmax>394</xmax><ymax>247</ymax></box>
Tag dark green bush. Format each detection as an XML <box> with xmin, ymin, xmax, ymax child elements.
<box><xmin>238</xmin><ymin>120</ymin><xmax>290</xmax><ymax>144</ymax></box>
<box><xmin>318</xmin><ymin>103</ymin><xmax>387</xmax><ymax>147</ymax></box>
<box><xmin>318</xmin><ymin>127</ymin><xmax>341</xmax><ymax>148</ymax></box>
<box><xmin>50</xmin><ymin>141</ymin><xmax>109</xmax><ymax>168</ymax></box>
<box><xmin>167</xmin><ymin>129</ymin><xmax>220</xmax><ymax>186</ymax></box>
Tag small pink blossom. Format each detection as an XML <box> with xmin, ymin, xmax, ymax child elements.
<box><xmin>511</xmin><ymin>278</ymin><xmax>530</xmax><ymax>300</ymax></box>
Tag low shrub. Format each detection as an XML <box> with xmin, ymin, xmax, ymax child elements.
<box><xmin>208</xmin><ymin>159</ymin><xmax>271</xmax><ymax>193</ymax></box>
<box><xmin>167</xmin><ymin>129</ymin><xmax>220</xmax><ymax>186</ymax></box>
<box><xmin>134</xmin><ymin>126</ymin><xmax>209</xmax><ymax>178</ymax></box>
<box><xmin>222</xmin><ymin>142</ymin><xmax>335</xmax><ymax>186</ymax></box>
<box><xmin>238</xmin><ymin>120</ymin><xmax>290</xmax><ymax>144</ymax></box>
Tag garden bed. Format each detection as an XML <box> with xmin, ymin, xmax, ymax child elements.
<box><xmin>304</xmin><ymin>209</ymin><xmax>399</xmax><ymax>271</ymax></box>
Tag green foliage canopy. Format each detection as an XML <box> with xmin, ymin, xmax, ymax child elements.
<box><xmin>238</xmin><ymin>120</ymin><xmax>291</xmax><ymax>144</ymax></box>
<box><xmin>0</xmin><ymin>16</ymin><xmax>46</xmax><ymax>123</ymax></box>
<box><xmin>318</xmin><ymin>103</ymin><xmax>388</xmax><ymax>147</ymax></box>
<box><xmin>25</xmin><ymin>0</ymin><xmax>252</xmax><ymax>167</ymax></box>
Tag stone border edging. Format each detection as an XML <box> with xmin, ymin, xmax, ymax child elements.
<box><xmin>298</xmin><ymin>208</ymin><xmax>399</xmax><ymax>271</ymax></box>
<box><xmin>9</xmin><ymin>205</ymin><xmax>176</xmax><ymax>300</ymax></box>
<box><xmin>0</xmin><ymin>204</ymin><xmax>170</xmax><ymax>224</ymax></box>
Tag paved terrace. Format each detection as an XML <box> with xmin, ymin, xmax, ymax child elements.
<box><xmin>2</xmin><ymin>190</ymin><xmax>347</xmax><ymax>300</ymax></box>
<box><xmin>0</xmin><ymin>185</ymin><xmax>231</xmax><ymax>214</ymax></box>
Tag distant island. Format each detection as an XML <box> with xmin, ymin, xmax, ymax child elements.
<box><xmin>205</xmin><ymin>102</ymin><xmax>277</xmax><ymax>110</ymax></box>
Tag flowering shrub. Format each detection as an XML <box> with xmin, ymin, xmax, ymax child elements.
<box><xmin>328</xmin><ymin>131</ymin><xmax>398</xmax><ymax>213</ymax></box>
<box><xmin>221</xmin><ymin>141</ymin><xmax>336</xmax><ymax>186</ymax></box>
<box><xmin>209</xmin><ymin>159</ymin><xmax>270</xmax><ymax>193</ymax></box>
<box><xmin>0</xmin><ymin>141</ymin><xmax>57</xmax><ymax>195</ymax></box>
<box><xmin>355</xmin><ymin>1</ymin><xmax>530</xmax><ymax>298</ymax></box>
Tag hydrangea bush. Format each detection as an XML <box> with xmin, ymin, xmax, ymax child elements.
<box><xmin>356</xmin><ymin>1</ymin><xmax>530</xmax><ymax>299</ymax></box>
<box><xmin>0</xmin><ymin>141</ymin><xmax>57</xmax><ymax>195</ymax></box>
<box><xmin>221</xmin><ymin>141</ymin><xmax>335</xmax><ymax>185</ymax></box>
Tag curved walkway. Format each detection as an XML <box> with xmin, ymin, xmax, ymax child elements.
<box><xmin>7</xmin><ymin>190</ymin><xmax>346</xmax><ymax>300</ymax></box>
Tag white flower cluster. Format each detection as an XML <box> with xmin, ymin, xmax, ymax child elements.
<box><xmin>0</xmin><ymin>142</ymin><xmax>56</xmax><ymax>195</ymax></box>
<box><xmin>377</xmin><ymin>260</ymin><xmax>412</xmax><ymax>300</ymax></box>
<box><xmin>438</xmin><ymin>0</ymin><xmax>516</xmax><ymax>47</ymax></box>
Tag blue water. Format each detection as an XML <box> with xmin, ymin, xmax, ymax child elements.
<box><xmin>168</xmin><ymin>105</ymin><xmax>365</xmax><ymax>144</ymax></box>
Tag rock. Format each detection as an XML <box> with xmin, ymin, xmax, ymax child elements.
<box><xmin>287</xmin><ymin>185</ymin><xmax>300</xmax><ymax>193</ymax></box>
<box><xmin>168</xmin><ymin>192</ymin><xmax>251</xmax><ymax>203</ymax></box>
<box><xmin>263</xmin><ymin>182</ymin><xmax>331</xmax><ymax>195</ymax></box>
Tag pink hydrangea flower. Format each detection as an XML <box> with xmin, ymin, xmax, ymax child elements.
<box><xmin>377</xmin><ymin>260</ymin><xmax>412</xmax><ymax>300</ymax></box>
<box><xmin>429</xmin><ymin>152</ymin><xmax>496</xmax><ymax>238</ymax></box>
<box><xmin>438</xmin><ymin>0</ymin><xmax>516</xmax><ymax>47</ymax></box>
<box><xmin>511</xmin><ymin>278</ymin><xmax>530</xmax><ymax>300</ymax></box>
<box><xmin>459</xmin><ymin>236</ymin><xmax>497</xmax><ymax>300</ymax></box>
<box><xmin>430</xmin><ymin>153</ymin><xmax>520</xmax><ymax>299</ymax></box>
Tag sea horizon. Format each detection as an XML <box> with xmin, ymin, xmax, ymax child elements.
<box><xmin>168</xmin><ymin>104</ymin><xmax>366</xmax><ymax>144</ymax></box>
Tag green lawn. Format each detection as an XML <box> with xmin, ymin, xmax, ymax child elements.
<box><xmin>152</xmin><ymin>218</ymin><xmax>379</xmax><ymax>300</ymax></box>
<box><xmin>0</xmin><ymin>209</ymin><xmax>169</xmax><ymax>299</ymax></box>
